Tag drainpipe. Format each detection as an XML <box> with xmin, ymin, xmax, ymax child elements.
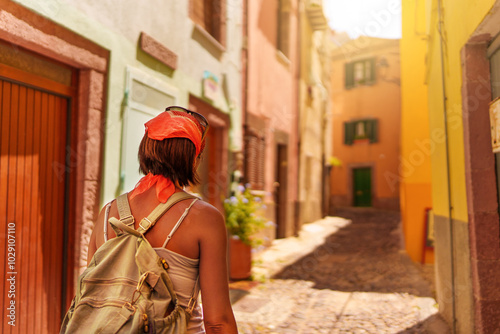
<box><xmin>295</xmin><ymin>0</ymin><xmax>302</xmax><ymax>235</ymax></box>
<box><xmin>242</xmin><ymin>0</ymin><xmax>248</xmax><ymax>173</ymax></box>
<box><xmin>437</xmin><ymin>0</ymin><xmax>456</xmax><ymax>332</ymax></box>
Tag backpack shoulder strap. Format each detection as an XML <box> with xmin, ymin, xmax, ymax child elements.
<box><xmin>116</xmin><ymin>193</ymin><xmax>135</xmax><ymax>226</ymax></box>
<box><xmin>137</xmin><ymin>192</ymin><xmax>198</xmax><ymax>234</ymax></box>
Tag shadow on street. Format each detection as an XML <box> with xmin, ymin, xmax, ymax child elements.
<box><xmin>273</xmin><ymin>207</ymin><xmax>435</xmax><ymax>298</ymax></box>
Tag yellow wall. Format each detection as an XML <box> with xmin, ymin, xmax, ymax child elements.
<box><xmin>400</xmin><ymin>0</ymin><xmax>496</xmax><ymax>264</ymax></box>
<box><xmin>420</xmin><ymin>1</ymin><xmax>498</xmax><ymax>331</ymax></box>
<box><xmin>426</xmin><ymin>0</ymin><xmax>495</xmax><ymax>222</ymax></box>
<box><xmin>400</xmin><ymin>0</ymin><xmax>433</xmax><ymax>263</ymax></box>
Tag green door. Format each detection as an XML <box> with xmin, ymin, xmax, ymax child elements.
<box><xmin>353</xmin><ymin>167</ymin><xmax>372</xmax><ymax>207</ymax></box>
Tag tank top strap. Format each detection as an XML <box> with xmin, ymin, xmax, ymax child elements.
<box><xmin>161</xmin><ymin>199</ymin><xmax>198</xmax><ymax>248</ymax></box>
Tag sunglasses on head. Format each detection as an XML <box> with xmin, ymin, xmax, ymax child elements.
<box><xmin>165</xmin><ymin>106</ymin><xmax>209</xmax><ymax>141</ymax></box>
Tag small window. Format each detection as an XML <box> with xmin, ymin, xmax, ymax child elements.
<box><xmin>344</xmin><ymin>119</ymin><xmax>378</xmax><ymax>145</ymax></box>
<box><xmin>190</xmin><ymin>0</ymin><xmax>226</xmax><ymax>45</ymax></box>
<box><xmin>244</xmin><ymin>131</ymin><xmax>265</xmax><ymax>190</ymax></box>
<box><xmin>277</xmin><ymin>0</ymin><xmax>291</xmax><ymax>57</ymax></box>
<box><xmin>345</xmin><ymin>58</ymin><xmax>376</xmax><ymax>89</ymax></box>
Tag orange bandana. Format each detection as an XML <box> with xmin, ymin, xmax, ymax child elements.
<box><xmin>130</xmin><ymin>110</ymin><xmax>204</xmax><ymax>203</ymax></box>
<box><xmin>145</xmin><ymin>110</ymin><xmax>203</xmax><ymax>155</ymax></box>
<box><xmin>130</xmin><ymin>173</ymin><xmax>174</xmax><ymax>203</ymax></box>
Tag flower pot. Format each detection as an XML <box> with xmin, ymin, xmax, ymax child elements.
<box><xmin>229</xmin><ymin>237</ymin><xmax>252</xmax><ymax>280</ymax></box>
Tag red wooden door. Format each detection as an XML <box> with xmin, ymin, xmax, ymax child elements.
<box><xmin>0</xmin><ymin>66</ymin><xmax>71</xmax><ymax>333</ymax></box>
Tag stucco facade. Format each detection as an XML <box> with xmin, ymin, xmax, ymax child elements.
<box><xmin>400</xmin><ymin>0</ymin><xmax>433</xmax><ymax>265</ymax></box>
<box><xmin>297</xmin><ymin>1</ymin><xmax>332</xmax><ymax>225</ymax></box>
<box><xmin>402</xmin><ymin>0</ymin><xmax>500</xmax><ymax>332</ymax></box>
<box><xmin>329</xmin><ymin>37</ymin><xmax>401</xmax><ymax>212</ymax></box>
<box><xmin>244</xmin><ymin>0</ymin><xmax>299</xmax><ymax>238</ymax></box>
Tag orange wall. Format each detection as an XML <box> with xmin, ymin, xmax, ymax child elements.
<box><xmin>400</xmin><ymin>0</ymin><xmax>433</xmax><ymax>264</ymax></box>
<box><xmin>330</xmin><ymin>38</ymin><xmax>401</xmax><ymax>209</ymax></box>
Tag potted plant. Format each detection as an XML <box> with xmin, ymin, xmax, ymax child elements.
<box><xmin>223</xmin><ymin>184</ymin><xmax>267</xmax><ymax>280</ymax></box>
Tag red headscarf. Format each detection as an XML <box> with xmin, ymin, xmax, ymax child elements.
<box><xmin>130</xmin><ymin>110</ymin><xmax>204</xmax><ymax>203</ymax></box>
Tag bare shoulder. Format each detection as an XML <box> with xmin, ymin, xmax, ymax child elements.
<box><xmin>190</xmin><ymin>199</ymin><xmax>224</xmax><ymax>220</ymax></box>
<box><xmin>189</xmin><ymin>199</ymin><xmax>226</xmax><ymax>233</ymax></box>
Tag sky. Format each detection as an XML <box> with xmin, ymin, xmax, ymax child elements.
<box><xmin>323</xmin><ymin>0</ymin><xmax>402</xmax><ymax>39</ymax></box>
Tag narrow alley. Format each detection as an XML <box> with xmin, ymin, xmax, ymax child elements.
<box><xmin>230</xmin><ymin>209</ymin><xmax>450</xmax><ymax>333</ymax></box>
<box><xmin>3</xmin><ymin>1</ymin><xmax>500</xmax><ymax>332</ymax></box>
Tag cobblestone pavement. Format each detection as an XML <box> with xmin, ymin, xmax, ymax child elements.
<box><xmin>230</xmin><ymin>208</ymin><xmax>450</xmax><ymax>334</ymax></box>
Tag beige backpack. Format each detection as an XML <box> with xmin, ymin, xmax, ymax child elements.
<box><xmin>60</xmin><ymin>192</ymin><xmax>199</xmax><ymax>333</ymax></box>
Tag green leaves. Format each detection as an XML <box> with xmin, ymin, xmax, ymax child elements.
<box><xmin>223</xmin><ymin>186</ymin><xmax>267</xmax><ymax>246</ymax></box>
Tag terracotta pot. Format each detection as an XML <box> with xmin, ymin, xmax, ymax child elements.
<box><xmin>229</xmin><ymin>237</ymin><xmax>252</xmax><ymax>280</ymax></box>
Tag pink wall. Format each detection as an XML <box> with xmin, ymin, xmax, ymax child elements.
<box><xmin>247</xmin><ymin>0</ymin><xmax>299</xmax><ymax>236</ymax></box>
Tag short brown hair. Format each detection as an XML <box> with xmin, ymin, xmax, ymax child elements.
<box><xmin>138</xmin><ymin>135</ymin><xmax>200</xmax><ymax>187</ymax></box>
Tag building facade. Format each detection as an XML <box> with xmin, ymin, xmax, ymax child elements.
<box><xmin>402</xmin><ymin>0</ymin><xmax>500</xmax><ymax>332</ymax></box>
<box><xmin>243</xmin><ymin>0</ymin><xmax>300</xmax><ymax>238</ymax></box>
<box><xmin>297</xmin><ymin>0</ymin><xmax>332</xmax><ymax>225</ymax></box>
<box><xmin>329</xmin><ymin>36</ymin><xmax>401</xmax><ymax>211</ymax></box>
<box><xmin>400</xmin><ymin>0</ymin><xmax>433</xmax><ymax>265</ymax></box>
<box><xmin>0</xmin><ymin>0</ymin><xmax>243</xmax><ymax>332</ymax></box>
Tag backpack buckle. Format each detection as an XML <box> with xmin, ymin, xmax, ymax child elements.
<box><xmin>139</xmin><ymin>218</ymin><xmax>153</xmax><ymax>231</ymax></box>
<box><xmin>121</xmin><ymin>214</ymin><xmax>135</xmax><ymax>226</ymax></box>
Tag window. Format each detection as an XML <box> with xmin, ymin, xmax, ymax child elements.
<box><xmin>244</xmin><ymin>130</ymin><xmax>266</xmax><ymax>190</ymax></box>
<box><xmin>277</xmin><ymin>0</ymin><xmax>291</xmax><ymax>57</ymax></box>
<box><xmin>345</xmin><ymin>58</ymin><xmax>376</xmax><ymax>89</ymax></box>
<box><xmin>121</xmin><ymin>67</ymin><xmax>177</xmax><ymax>192</ymax></box>
<box><xmin>190</xmin><ymin>0</ymin><xmax>226</xmax><ymax>45</ymax></box>
<box><xmin>344</xmin><ymin>119</ymin><xmax>378</xmax><ymax>145</ymax></box>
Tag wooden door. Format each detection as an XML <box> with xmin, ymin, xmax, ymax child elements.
<box><xmin>275</xmin><ymin>144</ymin><xmax>288</xmax><ymax>238</ymax></box>
<box><xmin>0</xmin><ymin>66</ymin><xmax>72</xmax><ymax>333</ymax></box>
<box><xmin>353</xmin><ymin>167</ymin><xmax>372</xmax><ymax>207</ymax></box>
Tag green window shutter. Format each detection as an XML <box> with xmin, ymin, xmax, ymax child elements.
<box><xmin>367</xmin><ymin>58</ymin><xmax>376</xmax><ymax>85</ymax></box>
<box><xmin>345</xmin><ymin>62</ymin><xmax>354</xmax><ymax>89</ymax></box>
<box><xmin>344</xmin><ymin>121</ymin><xmax>355</xmax><ymax>145</ymax></box>
<box><xmin>366</xmin><ymin>119</ymin><xmax>378</xmax><ymax>143</ymax></box>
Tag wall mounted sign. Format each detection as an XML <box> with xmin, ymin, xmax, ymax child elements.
<box><xmin>489</xmin><ymin>97</ymin><xmax>500</xmax><ymax>153</ymax></box>
<box><xmin>202</xmin><ymin>70</ymin><xmax>219</xmax><ymax>101</ymax></box>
